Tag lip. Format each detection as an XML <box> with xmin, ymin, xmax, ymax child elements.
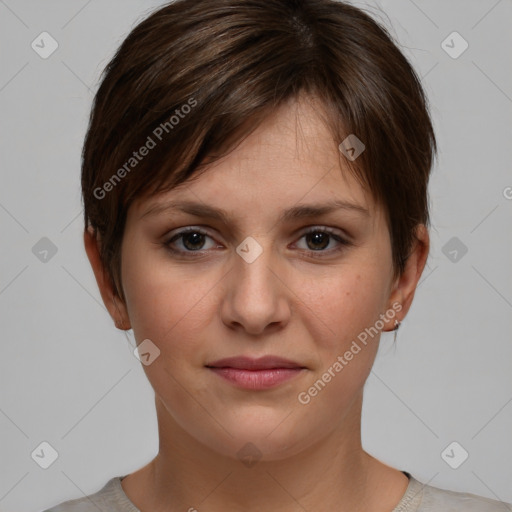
<box><xmin>207</xmin><ymin>355</ymin><xmax>304</xmax><ymax>370</ymax></box>
<box><xmin>206</xmin><ymin>356</ymin><xmax>306</xmax><ymax>390</ymax></box>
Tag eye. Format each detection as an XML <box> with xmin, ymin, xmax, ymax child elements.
<box><xmin>163</xmin><ymin>226</ymin><xmax>352</xmax><ymax>258</ymax></box>
<box><xmin>294</xmin><ymin>227</ymin><xmax>352</xmax><ymax>257</ymax></box>
<box><xmin>164</xmin><ymin>227</ymin><xmax>219</xmax><ymax>255</ymax></box>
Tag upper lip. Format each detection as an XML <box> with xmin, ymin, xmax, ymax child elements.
<box><xmin>206</xmin><ymin>355</ymin><xmax>305</xmax><ymax>370</ymax></box>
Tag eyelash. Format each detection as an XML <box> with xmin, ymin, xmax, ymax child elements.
<box><xmin>163</xmin><ymin>226</ymin><xmax>353</xmax><ymax>259</ymax></box>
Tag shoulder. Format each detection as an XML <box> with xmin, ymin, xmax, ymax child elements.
<box><xmin>41</xmin><ymin>476</ymin><xmax>139</xmax><ymax>512</ymax></box>
<box><xmin>403</xmin><ymin>475</ymin><xmax>512</xmax><ymax>512</ymax></box>
<box><xmin>421</xmin><ymin>484</ymin><xmax>512</xmax><ymax>511</ymax></box>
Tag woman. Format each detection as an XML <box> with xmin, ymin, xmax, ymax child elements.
<box><xmin>44</xmin><ymin>0</ymin><xmax>510</xmax><ymax>510</ymax></box>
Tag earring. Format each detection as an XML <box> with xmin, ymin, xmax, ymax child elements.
<box><xmin>393</xmin><ymin>319</ymin><xmax>401</xmax><ymax>343</ymax></box>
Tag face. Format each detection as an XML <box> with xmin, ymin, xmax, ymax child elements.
<box><xmin>88</xmin><ymin>95</ymin><xmax>426</xmax><ymax>462</ymax></box>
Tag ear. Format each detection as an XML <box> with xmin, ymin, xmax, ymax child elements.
<box><xmin>383</xmin><ymin>224</ymin><xmax>430</xmax><ymax>331</ymax></box>
<box><xmin>83</xmin><ymin>226</ymin><xmax>131</xmax><ymax>330</ymax></box>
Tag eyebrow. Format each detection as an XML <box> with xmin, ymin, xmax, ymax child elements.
<box><xmin>140</xmin><ymin>200</ymin><xmax>370</xmax><ymax>224</ymax></box>
<box><xmin>140</xmin><ymin>200</ymin><xmax>370</xmax><ymax>225</ymax></box>
<box><xmin>140</xmin><ymin>199</ymin><xmax>370</xmax><ymax>223</ymax></box>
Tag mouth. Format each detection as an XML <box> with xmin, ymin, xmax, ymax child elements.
<box><xmin>205</xmin><ymin>355</ymin><xmax>307</xmax><ymax>390</ymax></box>
<box><xmin>206</xmin><ymin>355</ymin><xmax>305</xmax><ymax>370</ymax></box>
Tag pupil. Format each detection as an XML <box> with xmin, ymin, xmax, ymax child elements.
<box><xmin>308</xmin><ymin>232</ymin><xmax>328</xmax><ymax>250</ymax></box>
<box><xmin>184</xmin><ymin>232</ymin><xmax>204</xmax><ymax>250</ymax></box>
<box><xmin>181</xmin><ymin>232</ymin><xmax>329</xmax><ymax>251</ymax></box>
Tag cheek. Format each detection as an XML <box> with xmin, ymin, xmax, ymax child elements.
<box><xmin>122</xmin><ymin>250</ymin><xmax>218</xmax><ymax>351</ymax></box>
<box><xmin>123</xmin><ymin>261</ymin><xmax>218</xmax><ymax>405</ymax></box>
<box><xmin>300</xmin><ymin>265</ymin><xmax>387</xmax><ymax>348</ymax></box>
<box><xmin>295</xmin><ymin>273</ymin><xmax>383</xmax><ymax>421</ymax></box>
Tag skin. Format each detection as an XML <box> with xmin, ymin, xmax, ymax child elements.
<box><xmin>85</xmin><ymin>94</ymin><xmax>429</xmax><ymax>512</ymax></box>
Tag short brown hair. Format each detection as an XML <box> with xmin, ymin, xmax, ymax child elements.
<box><xmin>82</xmin><ymin>0</ymin><xmax>437</xmax><ymax>303</ymax></box>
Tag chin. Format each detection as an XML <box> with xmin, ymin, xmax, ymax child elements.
<box><xmin>199</xmin><ymin>410</ymin><xmax>317</xmax><ymax>463</ymax></box>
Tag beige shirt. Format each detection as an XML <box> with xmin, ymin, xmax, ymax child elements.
<box><xmin>43</xmin><ymin>472</ymin><xmax>511</xmax><ymax>511</ymax></box>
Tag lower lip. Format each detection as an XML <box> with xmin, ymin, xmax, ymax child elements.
<box><xmin>208</xmin><ymin>367</ymin><xmax>304</xmax><ymax>390</ymax></box>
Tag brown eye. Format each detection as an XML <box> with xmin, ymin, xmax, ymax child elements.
<box><xmin>295</xmin><ymin>227</ymin><xmax>352</xmax><ymax>257</ymax></box>
<box><xmin>180</xmin><ymin>232</ymin><xmax>206</xmax><ymax>251</ymax></box>
<box><xmin>305</xmin><ymin>231</ymin><xmax>331</xmax><ymax>250</ymax></box>
<box><xmin>165</xmin><ymin>227</ymin><xmax>218</xmax><ymax>256</ymax></box>
<box><xmin>163</xmin><ymin>226</ymin><xmax>352</xmax><ymax>259</ymax></box>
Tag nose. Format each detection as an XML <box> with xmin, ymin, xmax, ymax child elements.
<box><xmin>220</xmin><ymin>237</ymin><xmax>291</xmax><ymax>336</ymax></box>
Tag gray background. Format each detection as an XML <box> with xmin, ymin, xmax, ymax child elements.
<box><xmin>1</xmin><ymin>0</ymin><xmax>511</xmax><ymax>510</ymax></box>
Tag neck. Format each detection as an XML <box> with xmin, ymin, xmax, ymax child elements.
<box><xmin>122</xmin><ymin>391</ymin><xmax>407</xmax><ymax>512</ymax></box>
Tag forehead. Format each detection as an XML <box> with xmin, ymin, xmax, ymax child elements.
<box><xmin>130</xmin><ymin>95</ymin><xmax>380</xmax><ymax>225</ymax></box>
